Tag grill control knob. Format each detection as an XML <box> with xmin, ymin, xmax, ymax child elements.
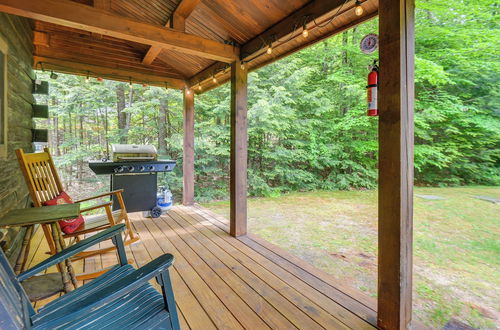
<box><xmin>148</xmin><ymin>165</ymin><xmax>155</xmax><ymax>171</ymax></box>
<box><xmin>139</xmin><ymin>166</ymin><xmax>145</xmax><ymax>172</ymax></box>
<box><xmin>115</xmin><ymin>166</ymin><xmax>125</xmax><ymax>173</ymax></box>
<box><xmin>127</xmin><ymin>166</ymin><xmax>134</xmax><ymax>172</ymax></box>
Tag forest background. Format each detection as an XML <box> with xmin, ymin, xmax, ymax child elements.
<box><xmin>35</xmin><ymin>0</ymin><xmax>499</xmax><ymax>202</ymax></box>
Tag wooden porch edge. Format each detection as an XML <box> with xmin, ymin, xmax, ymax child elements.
<box><xmin>188</xmin><ymin>204</ymin><xmax>378</xmax><ymax>327</ymax></box>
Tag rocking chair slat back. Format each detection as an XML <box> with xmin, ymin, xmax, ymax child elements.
<box><xmin>16</xmin><ymin>148</ymin><xmax>64</xmax><ymax>207</ymax></box>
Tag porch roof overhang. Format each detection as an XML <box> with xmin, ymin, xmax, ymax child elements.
<box><xmin>0</xmin><ymin>0</ymin><xmax>378</xmax><ymax>92</ymax></box>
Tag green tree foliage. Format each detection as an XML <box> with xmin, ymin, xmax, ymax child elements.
<box><xmin>38</xmin><ymin>0</ymin><xmax>499</xmax><ymax>201</ymax></box>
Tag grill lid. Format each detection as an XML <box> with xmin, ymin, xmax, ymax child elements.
<box><xmin>111</xmin><ymin>144</ymin><xmax>157</xmax><ymax>161</ymax></box>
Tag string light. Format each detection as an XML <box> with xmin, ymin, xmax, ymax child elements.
<box><xmin>212</xmin><ymin>75</ymin><xmax>217</xmax><ymax>83</ymax></box>
<box><xmin>302</xmin><ymin>24</ymin><xmax>309</xmax><ymax>38</ymax></box>
<box><xmin>97</xmin><ymin>77</ymin><xmax>103</xmax><ymax>82</ymax></box>
<box><xmin>198</xmin><ymin>84</ymin><xmax>202</xmax><ymax>91</ymax></box>
<box><xmin>129</xmin><ymin>77</ymin><xmax>133</xmax><ymax>87</ymax></box>
<box><xmin>266</xmin><ymin>44</ymin><xmax>273</xmax><ymax>55</ymax></box>
<box><xmin>85</xmin><ymin>71</ymin><xmax>90</xmax><ymax>83</ymax></box>
<box><xmin>186</xmin><ymin>88</ymin><xmax>191</xmax><ymax>95</ymax></box>
<box><xmin>355</xmin><ymin>0</ymin><xmax>364</xmax><ymax>16</ymax></box>
<box><xmin>50</xmin><ymin>71</ymin><xmax>58</xmax><ymax>79</ymax></box>
<box><xmin>240</xmin><ymin>61</ymin><xmax>246</xmax><ymax>70</ymax></box>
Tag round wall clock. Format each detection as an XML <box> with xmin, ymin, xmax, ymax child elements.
<box><xmin>360</xmin><ymin>34</ymin><xmax>379</xmax><ymax>54</ymax></box>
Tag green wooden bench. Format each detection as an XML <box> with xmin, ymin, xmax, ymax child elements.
<box><xmin>0</xmin><ymin>224</ymin><xmax>180</xmax><ymax>329</ymax></box>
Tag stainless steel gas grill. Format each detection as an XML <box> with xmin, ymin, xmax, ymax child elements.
<box><xmin>88</xmin><ymin>144</ymin><xmax>176</xmax><ymax>217</ymax></box>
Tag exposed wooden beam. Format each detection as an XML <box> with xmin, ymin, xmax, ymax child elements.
<box><xmin>241</xmin><ymin>0</ymin><xmax>349</xmax><ymax>60</ymax></box>
<box><xmin>33</xmin><ymin>31</ymin><xmax>50</xmax><ymax>47</ymax></box>
<box><xmin>230</xmin><ymin>60</ymin><xmax>248</xmax><ymax>237</ymax></box>
<box><xmin>174</xmin><ymin>0</ymin><xmax>201</xmax><ymax>19</ymax></box>
<box><xmin>91</xmin><ymin>0</ymin><xmax>111</xmax><ymax>39</ymax></box>
<box><xmin>33</xmin><ymin>56</ymin><xmax>186</xmax><ymax>89</ymax></box>
<box><xmin>183</xmin><ymin>89</ymin><xmax>195</xmax><ymax>205</ymax></box>
<box><xmin>142</xmin><ymin>0</ymin><xmax>201</xmax><ymax>65</ymax></box>
<box><xmin>189</xmin><ymin>4</ymin><xmax>376</xmax><ymax>91</ymax></box>
<box><xmin>0</xmin><ymin>0</ymin><xmax>238</xmax><ymax>62</ymax></box>
<box><xmin>377</xmin><ymin>0</ymin><xmax>415</xmax><ymax>328</ymax></box>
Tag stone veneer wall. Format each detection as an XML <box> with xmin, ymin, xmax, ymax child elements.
<box><xmin>0</xmin><ymin>13</ymin><xmax>35</xmax><ymax>263</ymax></box>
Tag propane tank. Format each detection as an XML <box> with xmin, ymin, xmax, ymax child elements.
<box><xmin>367</xmin><ymin>62</ymin><xmax>379</xmax><ymax>116</ymax></box>
<box><xmin>156</xmin><ymin>186</ymin><xmax>173</xmax><ymax>213</ymax></box>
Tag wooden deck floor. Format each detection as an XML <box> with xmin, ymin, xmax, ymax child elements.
<box><xmin>27</xmin><ymin>205</ymin><xmax>377</xmax><ymax>329</ymax></box>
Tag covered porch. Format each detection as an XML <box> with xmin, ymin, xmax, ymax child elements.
<box><xmin>27</xmin><ymin>205</ymin><xmax>377</xmax><ymax>329</ymax></box>
<box><xmin>0</xmin><ymin>0</ymin><xmax>415</xmax><ymax>328</ymax></box>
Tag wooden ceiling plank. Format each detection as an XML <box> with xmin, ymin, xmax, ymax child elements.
<box><xmin>0</xmin><ymin>0</ymin><xmax>238</xmax><ymax>62</ymax></box>
<box><xmin>33</xmin><ymin>55</ymin><xmax>186</xmax><ymax>89</ymax></box>
<box><xmin>93</xmin><ymin>0</ymin><xmax>111</xmax><ymax>10</ymax></box>
<box><xmin>189</xmin><ymin>2</ymin><xmax>377</xmax><ymax>92</ymax></box>
<box><xmin>142</xmin><ymin>0</ymin><xmax>202</xmax><ymax>65</ymax></box>
<box><xmin>241</xmin><ymin>0</ymin><xmax>351</xmax><ymax>59</ymax></box>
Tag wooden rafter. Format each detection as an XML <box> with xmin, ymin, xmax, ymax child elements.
<box><xmin>188</xmin><ymin>0</ymin><xmax>376</xmax><ymax>90</ymax></box>
<box><xmin>33</xmin><ymin>56</ymin><xmax>186</xmax><ymax>89</ymax></box>
<box><xmin>142</xmin><ymin>0</ymin><xmax>201</xmax><ymax>65</ymax></box>
<box><xmin>0</xmin><ymin>0</ymin><xmax>238</xmax><ymax>62</ymax></box>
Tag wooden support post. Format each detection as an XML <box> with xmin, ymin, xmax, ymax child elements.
<box><xmin>377</xmin><ymin>0</ymin><xmax>415</xmax><ymax>329</ymax></box>
<box><xmin>230</xmin><ymin>60</ymin><xmax>248</xmax><ymax>237</ymax></box>
<box><xmin>183</xmin><ymin>89</ymin><xmax>195</xmax><ymax>206</ymax></box>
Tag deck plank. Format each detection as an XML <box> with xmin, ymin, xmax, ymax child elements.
<box><xmin>29</xmin><ymin>206</ymin><xmax>376</xmax><ymax>329</ymax></box>
<box><xmin>180</xmin><ymin>207</ymin><xmax>373</xmax><ymax>329</ymax></box>
<box><xmin>136</xmin><ymin>217</ymin><xmax>243</xmax><ymax>330</ymax></box>
<box><xmin>162</xmin><ymin>212</ymin><xmax>295</xmax><ymax>329</ymax></box>
<box><xmin>147</xmin><ymin>215</ymin><xmax>269</xmax><ymax>329</ymax></box>
<box><xmin>130</xmin><ymin>216</ymin><xmax>218</xmax><ymax>330</ymax></box>
<box><xmin>190</xmin><ymin>205</ymin><xmax>378</xmax><ymax>326</ymax></box>
<box><xmin>194</xmin><ymin>204</ymin><xmax>377</xmax><ymax>310</ymax></box>
<box><xmin>172</xmin><ymin>207</ymin><xmax>355</xmax><ymax>329</ymax></box>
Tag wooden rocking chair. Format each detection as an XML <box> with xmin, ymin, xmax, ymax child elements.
<box><xmin>15</xmin><ymin>147</ymin><xmax>139</xmax><ymax>279</ymax></box>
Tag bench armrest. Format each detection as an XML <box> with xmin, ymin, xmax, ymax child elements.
<box><xmin>18</xmin><ymin>224</ymin><xmax>126</xmax><ymax>281</ymax></box>
<box><xmin>74</xmin><ymin>189</ymin><xmax>124</xmax><ymax>203</ymax></box>
<box><xmin>33</xmin><ymin>254</ymin><xmax>175</xmax><ymax>327</ymax></box>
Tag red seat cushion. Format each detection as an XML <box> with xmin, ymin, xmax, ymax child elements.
<box><xmin>43</xmin><ymin>191</ymin><xmax>84</xmax><ymax>234</ymax></box>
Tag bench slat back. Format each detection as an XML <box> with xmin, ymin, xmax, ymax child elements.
<box><xmin>0</xmin><ymin>248</ymin><xmax>33</xmax><ymax>328</ymax></box>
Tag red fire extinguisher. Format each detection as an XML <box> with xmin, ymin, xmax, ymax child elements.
<box><xmin>367</xmin><ymin>61</ymin><xmax>379</xmax><ymax>116</ymax></box>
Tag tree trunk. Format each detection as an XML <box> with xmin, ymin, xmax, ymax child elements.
<box><xmin>158</xmin><ymin>97</ymin><xmax>168</xmax><ymax>155</ymax></box>
<box><xmin>116</xmin><ymin>83</ymin><xmax>130</xmax><ymax>144</ymax></box>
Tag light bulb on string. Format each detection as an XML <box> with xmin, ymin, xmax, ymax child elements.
<box><xmin>186</xmin><ymin>88</ymin><xmax>191</xmax><ymax>95</ymax></box>
<box><xmin>355</xmin><ymin>0</ymin><xmax>364</xmax><ymax>16</ymax></box>
<box><xmin>212</xmin><ymin>75</ymin><xmax>217</xmax><ymax>83</ymax></box>
<box><xmin>198</xmin><ymin>84</ymin><xmax>202</xmax><ymax>91</ymax></box>
<box><xmin>129</xmin><ymin>77</ymin><xmax>133</xmax><ymax>87</ymax></box>
<box><xmin>302</xmin><ymin>24</ymin><xmax>309</xmax><ymax>38</ymax></box>
<box><xmin>240</xmin><ymin>61</ymin><xmax>246</xmax><ymax>70</ymax></box>
<box><xmin>85</xmin><ymin>71</ymin><xmax>90</xmax><ymax>83</ymax></box>
<box><xmin>266</xmin><ymin>43</ymin><xmax>273</xmax><ymax>55</ymax></box>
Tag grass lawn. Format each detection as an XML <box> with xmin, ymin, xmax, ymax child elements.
<box><xmin>202</xmin><ymin>186</ymin><xmax>500</xmax><ymax>329</ymax></box>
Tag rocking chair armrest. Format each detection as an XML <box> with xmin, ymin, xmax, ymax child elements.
<box><xmin>18</xmin><ymin>224</ymin><xmax>126</xmax><ymax>281</ymax></box>
<box><xmin>32</xmin><ymin>254</ymin><xmax>175</xmax><ymax>326</ymax></box>
<box><xmin>79</xmin><ymin>201</ymin><xmax>113</xmax><ymax>213</ymax></box>
<box><xmin>74</xmin><ymin>189</ymin><xmax>125</xmax><ymax>203</ymax></box>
